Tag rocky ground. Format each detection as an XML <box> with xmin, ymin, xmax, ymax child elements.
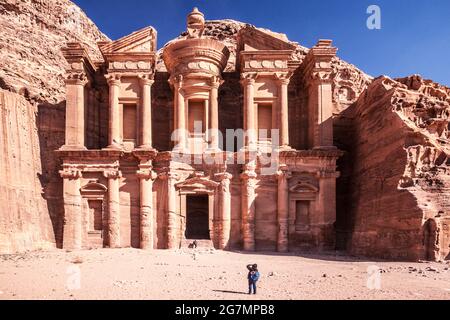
<box><xmin>0</xmin><ymin>248</ymin><xmax>449</xmax><ymax>300</ymax></box>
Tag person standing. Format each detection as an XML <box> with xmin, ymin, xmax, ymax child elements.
<box><xmin>246</xmin><ymin>264</ymin><xmax>260</xmax><ymax>294</ymax></box>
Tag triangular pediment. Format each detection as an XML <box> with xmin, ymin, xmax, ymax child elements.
<box><xmin>237</xmin><ymin>26</ymin><xmax>297</xmax><ymax>52</ymax></box>
<box><xmin>290</xmin><ymin>182</ymin><xmax>319</xmax><ymax>193</ymax></box>
<box><xmin>99</xmin><ymin>26</ymin><xmax>157</xmax><ymax>55</ymax></box>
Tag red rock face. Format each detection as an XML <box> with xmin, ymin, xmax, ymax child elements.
<box><xmin>0</xmin><ymin>0</ymin><xmax>448</xmax><ymax>260</ymax></box>
<box><xmin>347</xmin><ymin>76</ymin><xmax>450</xmax><ymax>261</ymax></box>
<box><xmin>0</xmin><ymin>0</ymin><xmax>107</xmax><ymax>253</ymax></box>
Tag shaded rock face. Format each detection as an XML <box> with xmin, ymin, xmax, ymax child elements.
<box><xmin>0</xmin><ymin>0</ymin><xmax>108</xmax><ymax>253</ymax></box>
<box><xmin>0</xmin><ymin>0</ymin><xmax>108</xmax><ymax>103</ymax></box>
<box><xmin>347</xmin><ymin>76</ymin><xmax>450</xmax><ymax>261</ymax></box>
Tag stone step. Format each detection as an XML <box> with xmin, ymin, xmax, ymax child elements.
<box><xmin>181</xmin><ymin>239</ymin><xmax>214</xmax><ymax>249</ymax></box>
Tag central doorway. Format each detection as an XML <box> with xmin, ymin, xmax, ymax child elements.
<box><xmin>186</xmin><ymin>194</ymin><xmax>210</xmax><ymax>240</ymax></box>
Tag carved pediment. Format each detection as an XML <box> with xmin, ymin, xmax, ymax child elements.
<box><xmin>81</xmin><ymin>180</ymin><xmax>107</xmax><ymax>195</ymax></box>
<box><xmin>289</xmin><ymin>181</ymin><xmax>319</xmax><ymax>193</ymax></box>
<box><xmin>237</xmin><ymin>26</ymin><xmax>297</xmax><ymax>52</ymax></box>
<box><xmin>99</xmin><ymin>26</ymin><xmax>157</xmax><ymax>55</ymax></box>
<box><xmin>176</xmin><ymin>172</ymin><xmax>219</xmax><ymax>193</ymax></box>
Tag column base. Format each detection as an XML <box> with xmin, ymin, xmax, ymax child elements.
<box><xmin>103</xmin><ymin>142</ymin><xmax>124</xmax><ymax>151</ymax></box>
<box><xmin>313</xmin><ymin>146</ymin><xmax>337</xmax><ymax>151</ymax></box>
<box><xmin>277</xmin><ymin>145</ymin><xmax>294</xmax><ymax>152</ymax></box>
<box><xmin>59</xmin><ymin>145</ymin><xmax>87</xmax><ymax>151</ymax></box>
<box><xmin>136</xmin><ymin>144</ymin><xmax>155</xmax><ymax>151</ymax></box>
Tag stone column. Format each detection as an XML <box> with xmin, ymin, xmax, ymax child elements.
<box><xmin>216</xmin><ymin>172</ymin><xmax>232</xmax><ymax>249</ymax></box>
<box><xmin>305</xmin><ymin>40</ymin><xmax>337</xmax><ymax>149</ymax></box>
<box><xmin>241</xmin><ymin>166</ymin><xmax>257</xmax><ymax>251</ymax></box>
<box><xmin>139</xmin><ymin>75</ymin><xmax>154</xmax><ymax>149</ymax></box>
<box><xmin>241</xmin><ymin>74</ymin><xmax>256</xmax><ymax>149</ymax></box>
<box><xmin>61</xmin><ymin>73</ymin><xmax>87</xmax><ymax>150</ymax></box>
<box><xmin>160</xmin><ymin>172</ymin><xmax>179</xmax><ymax>249</ymax></box>
<box><xmin>106</xmin><ymin>74</ymin><xmax>122</xmax><ymax>149</ymax></box>
<box><xmin>209</xmin><ymin>76</ymin><xmax>222</xmax><ymax>151</ymax></box>
<box><xmin>104</xmin><ymin>169</ymin><xmax>122</xmax><ymax>248</ymax></box>
<box><xmin>174</xmin><ymin>76</ymin><xmax>187</xmax><ymax>151</ymax></box>
<box><xmin>137</xmin><ymin>164</ymin><xmax>157</xmax><ymax>249</ymax></box>
<box><xmin>60</xmin><ymin>168</ymin><xmax>83</xmax><ymax>250</ymax></box>
<box><xmin>276</xmin><ymin>74</ymin><xmax>291</xmax><ymax>149</ymax></box>
<box><xmin>316</xmin><ymin>170</ymin><xmax>339</xmax><ymax>249</ymax></box>
<box><xmin>277</xmin><ymin>168</ymin><xmax>291</xmax><ymax>252</ymax></box>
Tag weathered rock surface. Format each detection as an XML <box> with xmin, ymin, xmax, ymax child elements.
<box><xmin>0</xmin><ymin>0</ymin><xmax>108</xmax><ymax>253</ymax></box>
<box><xmin>347</xmin><ymin>75</ymin><xmax>450</xmax><ymax>260</ymax></box>
<box><xmin>0</xmin><ymin>0</ymin><xmax>108</xmax><ymax>103</ymax></box>
<box><xmin>0</xmin><ymin>0</ymin><xmax>448</xmax><ymax>260</ymax></box>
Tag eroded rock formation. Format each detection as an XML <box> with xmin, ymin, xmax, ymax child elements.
<box><xmin>348</xmin><ymin>75</ymin><xmax>450</xmax><ymax>260</ymax></box>
<box><xmin>0</xmin><ymin>0</ymin><xmax>108</xmax><ymax>253</ymax></box>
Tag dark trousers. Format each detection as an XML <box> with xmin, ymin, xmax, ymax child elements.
<box><xmin>248</xmin><ymin>280</ymin><xmax>257</xmax><ymax>294</ymax></box>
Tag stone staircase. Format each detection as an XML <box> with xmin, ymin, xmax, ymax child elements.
<box><xmin>180</xmin><ymin>239</ymin><xmax>214</xmax><ymax>249</ymax></box>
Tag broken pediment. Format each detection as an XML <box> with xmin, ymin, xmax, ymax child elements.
<box><xmin>99</xmin><ymin>26</ymin><xmax>157</xmax><ymax>56</ymax></box>
<box><xmin>237</xmin><ymin>26</ymin><xmax>297</xmax><ymax>53</ymax></box>
<box><xmin>176</xmin><ymin>173</ymin><xmax>220</xmax><ymax>194</ymax></box>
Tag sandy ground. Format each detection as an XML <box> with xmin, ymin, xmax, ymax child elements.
<box><xmin>0</xmin><ymin>248</ymin><xmax>449</xmax><ymax>300</ymax></box>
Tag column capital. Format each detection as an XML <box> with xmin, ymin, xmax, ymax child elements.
<box><xmin>240</xmin><ymin>72</ymin><xmax>257</xmax><ymax>86</ymax></box>
<box><xmin>241</xmin><ymin>170</ymin><xmax>257</xmax><ymax>181</ymax></box>
<box><xmin>274</xmin><ymin>72</ymin><xmax>292</xmax><ymax>85</ymax></box>
<box><xmin>158</xmin><ymin>171</ymin><xmax>180</xmax><ymax>182</ymax></box>
<box><xmin>168</xmin><ymin>74</ymin><xmax>184</xmax><ymax>88</ymax></box>
<box><xmin>59</xmin><ymin>168</ymin><xmax>82</xmax><ymax>179</ymax></box>
<box><xmin>137</xmin><ymin>168</ymin><xmax>157</xmax><ymax>180</ymax></box>
<box><xmin>310</xmin><ymin>69</ymin><xmax>333</xmax><ymax>85</ymax></box>
<box><xmin>139</xmin><ymin>73</ymin><xmax>155</xmax><ymax>86</ymax></box>
<box><xmin>106</xmin><ymin>73</ymin><xmax>122</xmax><ymax>86</ymax></box>
<box><xmin>316</xmin><ymin>170</ymin><xmax>340</xmax><ymax>179</ymax></box>
<box><xmin>210</xmin><ymin>76</ymin><xmax>224</xmax><ymax>89</ymax></box>
<box><xmin>103</xmin><ymin>169</ymin><xmax>122</xmax><ymax>179</ymax></box>
<box><xmin>65</xmin><ymin>72</ymin><xmax>88</xmax><ymax>86</ymax></box>
<box><xmin>215</xmin><ymin>172</ymin><xmax>232</xmax><ymax>183</ymax></box>
<box><xmin>276</xmin><ymin>167</ymin><xmax>292</xmax><ymax>181</ymax></box>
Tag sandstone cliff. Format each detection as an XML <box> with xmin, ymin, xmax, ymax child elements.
<box><xmin>0</xmin><ymin>0</ymin><xmax>108</xmax><ymax>253</ymax></box>
<box><xmin>348</xmin><ymin>75</ymin><xmax>450</xmax><ymax>260</ymax></box>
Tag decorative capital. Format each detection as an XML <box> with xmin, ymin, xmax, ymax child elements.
<box><xmin>139</xmin><ymin>73</ymin><xmax>155</xmax><ymax>86</ymax></box>
<box><xmin>310</xmin><ymin>69</ymin><xmax>333</xmax><ymax>84</ymax></box>
<box><xmin>316</xmin><ymin>170</ymin><xmax>340</xmax><ymax>179</ymax></box>
<box><xmin>211</xmin><ymin>76</ymin><xmax>224</xmax><ymax>89</ymax></box>
<box><xmin>136</xmin><ymin>169</ymin><xmax>157</xmax><ymax>180</ymax></box>
<box><xmin>59</xmin><ymin>168</ymin><xmax>82</xmax><ymax>179</ymax></box>
<box><xmin>103</xmin><ymin>170</ymin><xmax>122</xmax><ymax>179</ymax></box>
<box><xmin>240</xmin><ymin>73</ymin><xmax>257</xmax><ymax>86</ymax></box>
<box><xmin>105</xmin><ymin>73</ymin><xmax>122</xmax><ymax>86</ymax></box>
<box><xmin>158</xmin><ymin>171</ymin><xmax>180</xmax><ymax>182</ymax></box>
<box><xmin>274</xmin><ymin>72</ymin><xmax>292</xmax><ymax>85</ymax></box>
<box><xmin>65</xmin><ymin>72</ymin><xmax>88</xmax><ymax>86</ymax></box>
<box><xmin>215</xmin><ymin>172</ymin><xmax>232</xmax><ymax>182</ymax></box>
<box><xmin>241</xmin><ymin>170</ymin><xmax>257</xmax><ymax>181</ymax></box>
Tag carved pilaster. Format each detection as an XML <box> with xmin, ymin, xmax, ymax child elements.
<box><xmin>241</xmin><ymin>168</ymin><xmax>257</xmax><ymax>251</ymax></box>
<box><xmin>60</xmin><ymin>167</ymin><xmax>83</xmax><ymax>250</ymax></box>
<box><xmin>105</xmin><ymin>74</ymin><xmax>122</xmax><ymax>149</ymax></box>
<box><xmin>103</xmin><ymin>169</ymin><xmax>122</xmax><ymax>248</ymax></box>
<box><xmin>215</xmin><ymin>172</ymin><xmax>233</xmax><ymax>249</ymax></box>
<box><xmin>159</xmin><ymin>172</ymin><xmax>180</xmax><ymax>249</ymax></box>
<box><xmin>277</xmin><ymin>167</ymin><xmax>292</xmax><ymax>252</ymax></box>
<box><xmin>137</xmin><ymin>164</ymin><xmax>157</xmax><ymax>250</ymax></box>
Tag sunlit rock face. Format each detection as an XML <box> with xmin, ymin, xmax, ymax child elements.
<box><xmin>0</xmin><ymin>1</ymin><xmax>448</xmax><ymax>261</ymax></box>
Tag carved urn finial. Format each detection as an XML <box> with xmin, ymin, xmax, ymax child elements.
<box><xmin>187</xmin><ymin>7</ymin><xmax>205</xmax><ymax>38</ymax></box>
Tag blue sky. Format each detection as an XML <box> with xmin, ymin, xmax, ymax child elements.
<box><xmin>73</xmin><ymin>0</ymin><xmax>450</xmax><ymax>86</ymax></box>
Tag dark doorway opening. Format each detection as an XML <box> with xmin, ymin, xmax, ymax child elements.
<box><xmin>186</xmin><ymin>194</ymin><xmax>210</xmax><ymax>240</ymax></box>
